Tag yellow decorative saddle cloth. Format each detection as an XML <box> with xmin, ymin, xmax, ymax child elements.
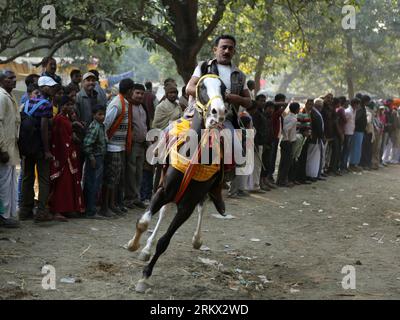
<box><xmin>169</xmin><ymin>118</ymin><xmax>220</xmax><ymax>182</ymax></box>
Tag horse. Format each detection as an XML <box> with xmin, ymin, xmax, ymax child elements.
<box><xmin>126</xmin><ymin>74</ymin><xmax>228</xmax><ymax>293</ymax></box>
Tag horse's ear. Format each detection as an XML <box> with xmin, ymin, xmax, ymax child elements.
<box><xmin>198</xmin><ymin>81</ymin><xmax>209</xmax><ymax>105</ymax></box>
<box><xmin>220</xmin><ymin>80</ymin><xmax>227</xmax><ymax>101</ymax></box>
<box><xmin>200</xmin><ymin>61</ymin><xmax>208</xmax><ymax>76</ymax></box>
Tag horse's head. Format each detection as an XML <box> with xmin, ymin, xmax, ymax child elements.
<box><xmin>196</xmin><ymin>74</ymin><xmax>227</xmax><ymax>129</ymax></box>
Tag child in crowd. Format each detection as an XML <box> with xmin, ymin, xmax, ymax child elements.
<box><xmin>83</xmin><ymin>105</ymin><xmax>107</xmax><ymax>219</ymax></box>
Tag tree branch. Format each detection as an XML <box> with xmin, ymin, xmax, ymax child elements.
<box><xmin>128</xmin><ymin>19</ymin><xmax>180</xmax><ymax>55</ymax></box>
<box><xmin>47</xmin><ymin>35</ymin><xmax>88</xmax><ymax>58</ymax></box>
<box><xmin>0</xmin><ymin>44</ymin><xmax>51</xmax><ymax>64</ymax></box>
<box><xmin>193</xmin><ymin>0</ymin><xmax>227</xmax><ymax>54</ymax></box>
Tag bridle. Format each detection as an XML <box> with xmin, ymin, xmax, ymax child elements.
<box><xmin>195</xmin><ymin>74</ymin><xmax>225</xmax><ymax>125</ymax></box>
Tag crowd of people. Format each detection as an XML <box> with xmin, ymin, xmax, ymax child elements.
<box><xmin>231</xmin><ymin>91</ymin><xmax>400</xmax><ymax>198</ymax></box>
<box><xmin>1</xmin><ymin>36</ymin><xmax>399</xmax><ymax>229</ymax></box>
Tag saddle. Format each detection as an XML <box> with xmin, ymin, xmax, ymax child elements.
<box><xmin>169</xmin><ymin>117</ymin><xmax>220</xmax><ymax>182</ymax></box>
<box><xmin>158</xmin><ymin>110</ymin><xmax>225</xmax><ymax>215</ymax></box>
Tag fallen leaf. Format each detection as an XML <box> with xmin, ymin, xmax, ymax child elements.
<box><xmin>60</xmin><ymin>277</ymin><xmax>77</xmax><ymax>284</ymax></box>
<box><xmin>258</xmin><ymin>275</ymin><xmax>272</xmax><ymax>284</ymax></box>
<box><xmin>0</xmin><ymin>237</ymin><xmax>17</xmax><ymax>243</ymax></box>
<box><xmin>198</xmin><ymin>257</ymin><xmax>223</xmax><ymax>269</ymax></box>
<box><xmin>228</xmin><ymin>284</ymin><xmax>239</xmax><ymax>291</ymax></box>
<box><xmin>211</xmin><ymin>214</ymin><xmax>235</xmax><ymax>220</ymax></box>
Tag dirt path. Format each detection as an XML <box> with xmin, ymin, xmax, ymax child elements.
<box><xmin>1</xmin><ymin>166</ymin><xmax>400</xmax><ymax>300</ymax></box>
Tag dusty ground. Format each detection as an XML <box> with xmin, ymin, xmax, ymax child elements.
<box><xmin>1</xmin><ymin>165</ymin><xmax>400</xmax><ymax>300</ymax></box>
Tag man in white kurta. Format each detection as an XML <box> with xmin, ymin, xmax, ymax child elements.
<box><xmin>306</xmin><ymin>99</ymin><xmax>325</xmax><ymax>179</ymax></box>
<box><xmin>0</xmin><ymin>70</ymin><xmax>21</xmax><ymax>228</ymax></box>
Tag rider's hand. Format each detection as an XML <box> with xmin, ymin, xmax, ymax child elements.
<box><xmin>225</xmin><ymin>93</ymin><xmax>242</xmax><ymax>105</ymax></box>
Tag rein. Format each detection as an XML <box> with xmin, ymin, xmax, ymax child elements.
<box><xmin>173</xmin><ymin>75</ymin><xmax>224</xmax><ymax>203</ymax></box>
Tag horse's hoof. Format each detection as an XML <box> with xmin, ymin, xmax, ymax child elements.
<box><xmin>138</xmin><ymin>251</ymin><xmax>151</xmax><ymax>261</ymax></box>
<box><xmin>135</xmin><ymin>279</ymin><xmax>149</xmax><ymax>293</ymax></box>
<box><xmin>192</xmin><ymin>239</ymin><xmax>203</xmax><ymax>250</ymax></box>
<box><xmin>127</xmin><ymin>238</ymin><xmax>140</xmax><ymax>252</ymax></box>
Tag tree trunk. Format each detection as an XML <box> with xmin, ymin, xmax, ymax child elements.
<box><xmin>174</xmin><ymin>51</ymin><xmax>198</xmax><ymax>84</ymax></box>
<box><xmin>254</xmin><ymin>0</ymin><xmax>274</xmax><ymax>93</ymax></box>
<box><xmin>254</xmin><ymin>51</ymin><xmax>267</xmax><ymax>93</ymax></box>
<box><xmin>345</xmin><ymin>33</ymin><xmax>355</xmax><ymax>99</ymax></box>
<box><xmin>146</xmin><ymin>0</ymin><xmax>226</xmax><ymax>84</ymax></box>
<box><xmin>278</xmin><ymin>70</ymin><xmax>299</xmax><ymax>95</ymax></box>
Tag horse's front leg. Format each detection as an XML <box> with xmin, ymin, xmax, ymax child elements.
<box><xmin>127</xmin><ymin>167</ymin><xmax>182</xmax><ymax>252</ymax></box>
<box><xmin>127</xmin><ymin>194</ymin><xmax>167</xmax><ymax>252</ymax></box>
<box><xmin>192</xmin><ymin>199</ymin><xmax>206</xmax><ymax>250</ymax></box>
<box><xmin>138</xmin><ymin>204</ymin><xmax>169</xmax><ymax>261</ymax></box>
<box><xmin>127</xmin><ymin>209</ymin><xmax>152</xmax><ymax>252</ymax></box>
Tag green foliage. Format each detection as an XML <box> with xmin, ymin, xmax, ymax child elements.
<box><xmin>2</xmin><ymin>0</ymin><xmax>400</xmax><ymax>97</ymax></box>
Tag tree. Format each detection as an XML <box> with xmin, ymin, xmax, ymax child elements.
<box><xmin>0</xmin><ymin>0</ymin><xmax>122</xmax><ymax>64</ymax></box>
<box><xmin>286</xmin><ymin>0</ymin><xmax>400</xmax><ymax>98</ymax></box>
<box><xmin>118</xmin><ymin>0</ymin><xmax>228</xmax><ymax>83</ymax></box>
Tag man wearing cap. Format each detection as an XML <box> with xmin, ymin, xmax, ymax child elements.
<box><xmin>151</xmin><ymin>82</ymin><xmax>182</xmax><ymax>195</ymax></box>
<box><xmin>76</xmin><ymin>72</ymin><xmax>107</xmax><ymax>129</ymax></box>
<box><xmin>88</xmin><ymin>69</ymin><xmax>108</xmax><ymax>108</ymax></box>
<box><xmin>152</xmin><ymin>83</ymin><xmax>182</xmax><ymax>130</ymax></box>
<box><xmin>0</xmin><ymin>70</ymin><xmax>21</xmax><ymax>228</ymax></box>
<box><xmin>19</xmin><ymin>76</ymin><xmax>57</xmax><ymax>222</ymax></box>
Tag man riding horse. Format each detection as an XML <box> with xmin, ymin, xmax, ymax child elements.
<box><xmin>127</xmin><ymin>35</ymin><xmax>255</xmax><ymax>292</ymax></box>
<box><xmin>185</xmin><ymin>34</ymin><xmax>255</xmax><ymax>209</ymax></box>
